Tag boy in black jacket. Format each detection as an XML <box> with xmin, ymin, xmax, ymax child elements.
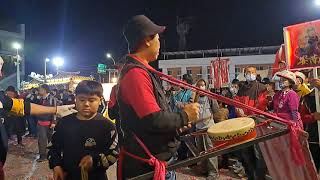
<box><xmin>48</xmin><ymin>80</ymin><xmax>119</xmax><ymax>180</ymax></box>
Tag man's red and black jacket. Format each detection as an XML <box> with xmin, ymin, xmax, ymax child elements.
<box><xmin>115</xmin><ymin>55</ymin><xmax>189</xmax><ymax>178</ymax></box>
<box><xmin>234</xmin><ymin>81</ymin><xmax>268</xmax><ymax>115</ymax></box>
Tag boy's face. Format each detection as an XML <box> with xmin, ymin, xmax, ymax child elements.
<box><xmin>75</xmin><ymin>94</ymin><xmax>101</xmax><ymax>118</ymax></box>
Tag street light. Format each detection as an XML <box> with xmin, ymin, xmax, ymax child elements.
<box><xmin>316</xmin><ymin>0</ymin><xmax>320</xmax><ymax>6</ymax></box>
<box><xmin>52</xmin><ymin>57</ymin><xmax>64</xmax><ymax>75</ymax></box>
<box><xmin>44</xmin><ymin>58</ymin><xmax>50</xmax><ymax>82</ymax></box>
<box><xmin>106</xmin><ymin>53</ymin><xmax>116</xmax><ymax>65</ymax></box>
<box><xmin>12</xmin><ymin>42</ymin><xmax>22</xmax><ymax>90</ymax></box>
<box><xmin>106</xmin><ymin>53</ymin><xmax>116</xmax><ymax>83</ymax></box>
<box><xmin>13</xmin><ymin>42</ymin><xmax>21</xmax><ymax>51</ymax></box>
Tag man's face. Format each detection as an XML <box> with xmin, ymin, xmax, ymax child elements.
<box><xmin>245</xmin><ymin>67</ymin><xmax>257</xmax><ymax>76</ymax></box>
<box><xmin>6</xmin><ymin>91</ymin><xmax>15</xmax><ymax>98</ymax></box>
<box><xmin>231</xmin><ymin>84</ymin><xmax>239</xmax><ymax>90</ymax></box>
<box><xmin>146</xmin><ymin>34</ymin><xmax>160</xmax><ymax>61</ymax></box>
<box><xmin>39</xmin><ymin>88</ymin><xmax>47</xmax><ymax>96</ymax></box>
<box><xmin>75</xmin><ymin>94</ymin><xmax>101</xmax><ymax>119</ymax></box>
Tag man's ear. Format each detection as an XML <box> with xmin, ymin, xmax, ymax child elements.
<box><xmin>145</xmin><ymin>40</ymin><xmax>151</xmax><ymax>47</ymax></box>
<box><xmin>144</xmin><ymin>37</ymin><xmax>152</xmax><ymax>47</ymax></box>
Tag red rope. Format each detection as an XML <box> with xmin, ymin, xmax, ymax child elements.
<box><xmin>117</xmin><ymin>134</ymin><xmax>167</xmax><ymax>180</ymax></box>
<box><xmin>256</xmin><ymin>120</ymin><xmax>272</xmax><ymax>127</ymax></box>
<box><xmin>0</xmin><ymin>162</ymin><xmax>4</xmax><ymax>180</ymax></box>
<box><xmin>155</xmin><ymin>70</ymin><xmax>291</xmax><ymax>125</ymax></box>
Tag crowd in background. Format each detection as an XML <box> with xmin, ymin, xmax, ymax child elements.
<box><xmin>1</xmin><ymin>64</ymin><xmax>320</xmax><ymax>179</ymax></box>
<box><xmin>163</xmin><ymin>64</ymin><xmax>320</xmax><ymax>179</ymax></box>
<box><xmin>1</xmin><ymin>85</ymin><xmax>76</xmax><ymax>162</ymax></box>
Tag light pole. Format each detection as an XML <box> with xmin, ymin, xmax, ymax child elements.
<box><xmin>106</xmin><ymin>53</ymin><xmax>116</xmax><ymax>65</ymax></box>
<box><xmin>106</xmin><ymin>53</ymin><xmax>116</xmax><ymax>83</ymax></box>
<box><xmin>12</xmin><ymin>42</ymin><xmax>22</xmax><ymax>90</ymax></box>
<box><xmin>52</xmin><ymin>57</ymin><xmax>64</xmax><ymax>75</ymax></box>
<box><xmin>44</xmin><ymin>58</ymin><xmax>50</xmax><ymax>82</ymax></box>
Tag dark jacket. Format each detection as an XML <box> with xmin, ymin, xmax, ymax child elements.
<box><xmin>48</xmin><ymin>113</ymin><xmax>119</xmax><ymax>180</ymax></box>
<box><xmin>37</xmin><ymin>94</ymin><xmax>56</xmax><ymax>123</ymax></box>
<box><xmin>117</xmin><ymin>56</ymin><xmax>189</xmax><ymax>179</ymax></box>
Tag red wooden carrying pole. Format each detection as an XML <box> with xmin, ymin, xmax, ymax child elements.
<box><xmin>150</xmin><ymin>68</ymin><xmax>291</xmax><ymax>125</ymax></box>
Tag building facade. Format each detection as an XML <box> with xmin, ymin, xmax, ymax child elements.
<box><xmin>159</xmin><ymin>46</ymin><xmax>278</xmax><ymax>87</ymax></box>
<box><xmin>0</xmin><ymin>24</ymin><xmax>25</xmax><ymax>90</ymax></box>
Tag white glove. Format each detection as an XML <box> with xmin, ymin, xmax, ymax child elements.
<box><xmin>56</xmin><ymin>104</ymin><xmax>77</xmax><ymax>118</ymax></box>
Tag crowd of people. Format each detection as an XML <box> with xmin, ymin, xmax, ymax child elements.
<box><xmin>0</xmin><ymin>14</ymin><xmax>319</xmax><ymax>180</ymax></box>
<box><xmin>165</xmin><ymin>62</ymin><xmax>320</xmax><ymax>179</ymax></box>
<box><xmin>1</xmin><ymin>85</ymin><xmax>76</xmax><ymax>161</ymax></box>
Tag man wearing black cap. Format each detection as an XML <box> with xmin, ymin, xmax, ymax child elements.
<box><xmin>116</xmin><ymin>15</ymin><xmax>200</xmax><ymax>179</ymax></box>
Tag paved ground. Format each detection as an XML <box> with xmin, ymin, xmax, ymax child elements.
<box><xmin>4</xmin><ymin>136</ymin><xmax>242</xmax><ymax>180</ymax></box>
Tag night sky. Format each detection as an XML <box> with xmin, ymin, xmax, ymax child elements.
<box><xmin>0</xmin><ymin>0</ymin><xmax>320</xmax><ymax>77</ymax></box>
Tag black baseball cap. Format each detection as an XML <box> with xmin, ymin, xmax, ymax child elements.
<box><xmin>123</xmin><ymin>15</ymin><xmax>165</xmax><ymax>52</ymax></box>
<box><xmin>5</xmin><ymin>86</ymin><xmax>15</xmax><ymax>92</ymax></box>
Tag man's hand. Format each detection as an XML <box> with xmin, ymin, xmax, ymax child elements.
<box><xmin>176</xmin><ymin>102</ymin><xmax>185</xmax><ymax>109</ymax></box>
<box><xmin>53</xmin><ymin>166</ymin><xmax>64</xmax><ymax>180</ymax></box>
<box><xmin>314</xmin><ymin>112</ymin><xmax>320</xmax><ymax>121</ymax></box>
<box><xmin>183</xmin><ymin>103</ymin><xmax>200</xmax><ymax>123</ymax></box>
<box><xmin>236</xmin><ymin>108</ymin><xmax>246</xmax><ymax>117</ymax></box>
<box><xmin>79</xmin><ymin>155</ymin><xmax>93</xmax><ymax>171</ymax></box>
<box><xmin>178</xmin><ymin>122</ymin><xmax>192</xmax><ymax>134</ymax></box>
<box><xmin>56</xmin><ymin>104</ymin><xmax>77</xmax><ymax>118</ymax></box>
<box><xmin>50</xmin><ymin>123</ymin><xmax>56</xmax><ymax>129</ymax></box>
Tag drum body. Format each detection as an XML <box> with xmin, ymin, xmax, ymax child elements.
<box><xmin>207</xmin><ymin>117</ymin><xmax>257</xmax><ymax>146</ymax></box>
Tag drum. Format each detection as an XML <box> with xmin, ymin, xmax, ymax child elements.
<box><xmin>207</xmin><ymin>117</ymin><xmax>257</xmax><ymax>146</ymax></box>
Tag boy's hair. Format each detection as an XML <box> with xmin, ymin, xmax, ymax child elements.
<box><xmin>75</xmin><ymin>80</ymin><xmax>103</xmax><ymax>97</ymax></box>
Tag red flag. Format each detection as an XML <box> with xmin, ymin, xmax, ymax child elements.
<box><xmin>220</xmin><ymin>59</ymin><xmax>229</xmax><ymax>86</ymax></box>
<box><xmin>272</xmin><ymin>44</ymin><xmax>286</xmax><ymax>76</ymax></box>
<box><xmin>211</xmin><ymin>58</ymin><xmax>230</xmax><ymax>88</ymax></box>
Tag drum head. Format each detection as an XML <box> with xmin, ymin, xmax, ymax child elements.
<box><xmin>207</xmin><ymin>117</ymin><xmax>255</xmax><ymax>141</ymax></box>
